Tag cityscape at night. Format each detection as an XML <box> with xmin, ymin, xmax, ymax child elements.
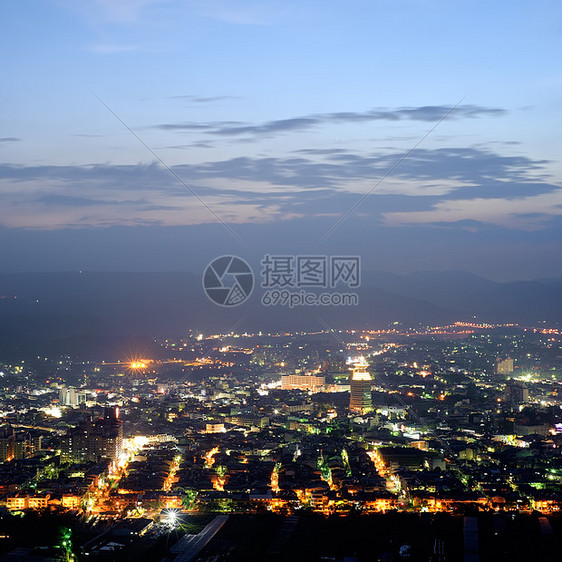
<box><xmin>1</xmin><ymin>324</ymin><xmax>562</xmax><ymax>559</ymax></box>
<box><xmin>2</xmin><ymin>0</ymin><xmax>562</xmax><ymax>560</ymax></box>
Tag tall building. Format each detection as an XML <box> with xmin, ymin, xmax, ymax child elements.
<box><xmin>61</xmin><ymin>408</ymin><xmax>123</xmax><ymax>463</ymax></box>
<box><xmin>0</xmin><ymin>426</ymin><xmax>15</xmax><ymax>462</ymax></box>
<box><xmin>13</xmin><ymin>432</ymin><xmax>31</xmax><ymax>460</ymax></box>
<box><xmin>349</xmin><ymin>358</ymin><xmax>372</xmax><ymax>413</ymax></box>
<box><xmin>504</xmin><ymin>380</ymin><xmax>529</xmax><ymax>404</ymax></box>
<box><xmin>496</xmin><ymin>357</ymin><xmax>514</xmax><ymax>375</ymax></box>
<box><xmin>60</xmin><ymin>386</ymin><xmax>87</xmax><ymax>408</ymax></box>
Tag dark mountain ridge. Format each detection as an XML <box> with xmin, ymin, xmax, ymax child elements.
<box><xmin>0</xmin><ymin>270</ymin><xmax>559</xmax><ymax>358</ymax></box>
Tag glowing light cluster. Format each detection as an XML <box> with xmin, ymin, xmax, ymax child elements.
<box><xmin>129</xmin><ymin>361</ymin><xmax>147</xmax><ymax>369</ymax></box>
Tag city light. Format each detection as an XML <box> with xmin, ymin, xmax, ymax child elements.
<box><xmin>129</xmin><ymin>360</ymin><xmax>147</xmax><ymax>370</ymax></box>
<box><xmin>2</xmin><ymin>323</ymin><xmax>562</xmax><ymax>551</ymax></box>
<box><xmin>162</xmin><ymin>509</ymin><xmax>179</xmax><ymax>527</ymax></box>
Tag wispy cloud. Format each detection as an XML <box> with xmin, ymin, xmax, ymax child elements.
<box><xmin>382</xmin><ymin>190</ymin><xmax>562</xmax><ymax>230</ymax></box>
<box><xmin>155</xmin><ymin>105</ymin><xmax>506</xmax><ymax>138</ymax></box>
<box><xmin>74</xmin><ymin>0</ymin><xmax>273</xmax><ymax>27</ymax></box>
<box><xmin>0</xmin><ymin>137</ymin><xmax>21</xmax><ymax>144</ymax></box>
<box><xmin>89</xmin><ymin>0</ymin><xmax>168</xmax><ymax>23</ymax></box>
<box><xmin>0</xmin><ymin>145</ymin><xmax>555</xmax><ymax>230</ymax></box>
<box><xmin>169</xmin><ymin>95</ymin><xmax>241</xmax><ymax>103</ymax></box>
<box><xmin>156</xmin><ymin>121</ymin><xmax>243</xmax><ymax>131</ymax></box>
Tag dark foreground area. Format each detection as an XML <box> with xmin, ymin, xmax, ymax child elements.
<box><xmin>1</xmin><ymin>510</ymin><xmax>562</xmax><ymax>562</ymax></box>
<box><xmin>193</xmin><ymin>511</ymin><xmax>562</xmax><ymax>562</ymax></box>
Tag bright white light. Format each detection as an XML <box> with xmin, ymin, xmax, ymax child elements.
<box><xmin>43</xmin><ymin>406</ymin><xmax>62</xmax><ymax>418</ymax></box>
<box><xmin>163</xmin><ymin>509</ymin><xmax>178</xmax><ymax>527</ymax></box>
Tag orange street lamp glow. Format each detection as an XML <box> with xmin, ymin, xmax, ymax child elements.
<box><xmin>129</xmin><ymin>360</ymin><xmax>147</xmax><ymax>370</ymax></box>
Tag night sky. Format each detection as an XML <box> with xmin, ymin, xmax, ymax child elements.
<box><xmin>2</xmin><ymin>0</ymin><xmax>562</xmax><ymax>281</ymax></box>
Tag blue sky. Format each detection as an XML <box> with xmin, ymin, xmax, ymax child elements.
<box><xmin>1</xmin><ymin>0</ymin><xmax>562</xmax><ymax>280</ymax></box>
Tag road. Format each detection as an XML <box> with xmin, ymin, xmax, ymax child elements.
<box><xmin>169</xmin><ymin>515</ymin><xmax>229</xmax><ymax>562</ymax></box>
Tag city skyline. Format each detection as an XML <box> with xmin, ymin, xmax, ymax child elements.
<box><xmin>1</xmin><ymin>323</ymin><xmax>562</xmax><ymax>560</ymax></box>
<box><xmin>3</xmin><ymin>4</ymin><xmax>562</xmax><ymax>555</ymax></box>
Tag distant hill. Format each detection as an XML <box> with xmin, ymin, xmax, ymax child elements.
<box><xmin>362</xmin><ymin>270</ymin><xmax>499</xmax><ymax>307</ymax></box>
<box><xmin>362</xmin><ymin>270</ymin><xmax>562</xmax><ymax>323</ymax></box>
<box><xmin>0</xmin><ymin>270</ymin><xmax>559</xmax><ymax>358</ymax></box>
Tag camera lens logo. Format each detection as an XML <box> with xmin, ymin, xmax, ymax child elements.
<box><xmin>203</xmin><ymin>256</ymin><xmax>254</xmax><ymax>306</ymax></box>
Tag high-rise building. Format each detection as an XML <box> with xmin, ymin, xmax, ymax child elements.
<box><xmin>496</xmin><ymin>357</ymin><xmax>514</xmax><ymax>375</ymax></box>
<box><xmin>0</xmin><ymin>426</ymin><xmax>15</xmax><ymax>462</ymax></box>
<box><xmin>13</xmin><ymin>432</ymin><xmax>31</xmax><ymax>460</ymax></box>
<box><xmin>504</xmin><ymin>380</ymin><xmax>529</xmax><ymax>404</ymax></box>
<box><xmin>349</xmin><ymin>358</ymin><xmax>372</xmax><ymax>413</ymax></box>
<box><xmin>61</xmin><ymin>408</ymin><xmax>123</xmax><ymax>463</ymax></box>
<box><xmin>60</xmin><ymin>386</ymin><xmax>87</xmax><ymax>408</ymax></box>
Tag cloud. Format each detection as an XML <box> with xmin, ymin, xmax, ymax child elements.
<box><xmin>72</xmin><ymin>0</ymin><xmax>274</xmax><ymax>28</ymax></box>
<box><xmin>162</xmin><ymin>142</ymin><xmax>215</xmax><ymax>149</ymax></box>
<box><xmin>88</xmin><ymin>0</ymin><xmax>168</xmax><ymax>23</ymax></box>
<box><xmin>0</xmin><ymin>147</ymin><xmax>548</xmax><ymax>197</ymax></box>
<box><xmin>169</xmin><ymin>95</ymin><xmax>240</xmax><ymax>103</ymax></box>
<box><xmin>0</xmin><ymin>138</ymin><xmax>21</xmax><ymax>144</ymax></box>
<box><xmin>0</xmin><ymin>144</ymin><xmax>556</xmax><ymax>230</ymax></box>
<box><xmin>156</xmin><ymin>121</ymin><xmax>243</xmax><ymax>131</ymax></box>
<box><xmin>349</xmin><ymin>147</ymin><xmax>551</xmax><ymax>186</ymax></box>
<box><xmin>382</xmin><ymin>190</ymin><xmax>562</xmax><ymax>230</ymax></box>
<box><xmin>154</xmin><ymin>105</ymin><xmax>506</xmax><ymax>138</ymax></box>
<box><xmin>0</xmin><ymin>162</ymin><xmax>305</xmax><ymax>229</ymax></box>
<box><xmin>213</xmin><ymin>117</ymin><xmax>319</xmax><ymax>136</ymax></box>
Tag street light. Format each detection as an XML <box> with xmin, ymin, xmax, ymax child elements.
<box><xmin>163</xmin><ymin>509</ymin><xmax>178</xmax><ymax>528</ymax></box>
